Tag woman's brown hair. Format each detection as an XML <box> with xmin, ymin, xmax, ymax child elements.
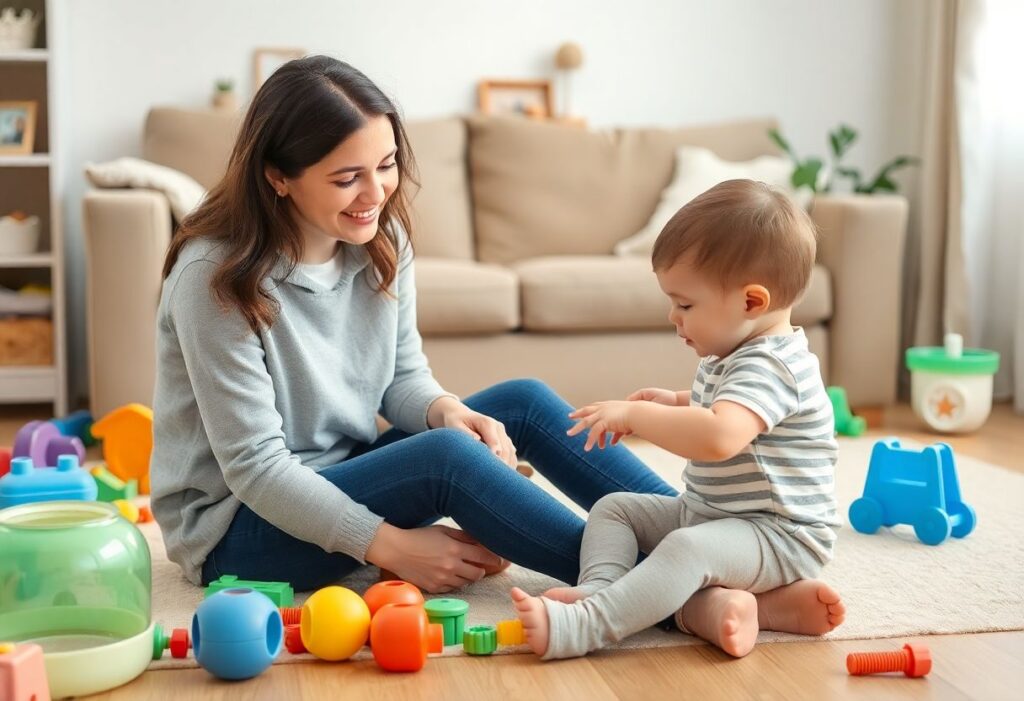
<box><xmin>163</xmin><ymin>55</ymin><xmax>417</xmax><ymax>332</ymax></box>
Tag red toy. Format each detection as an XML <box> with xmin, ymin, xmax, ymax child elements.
<box><xmin>0</xmin><ymin>447</ymin><xmax>11</xmax><ymax>478</ymax></box>
<box><xmin>370</xmin><ymin>603</ymin><xmax>444</xmax><ymax>673</ymax></box>
<box><xmin>363</xmin><ymin>580</ymin><xmax>424</xmax><ymax>618</ymax></box>
<box><xmin>847</xmin><ymin>642</ymin><xmax>932</xmax><ymax>678</ymax></box>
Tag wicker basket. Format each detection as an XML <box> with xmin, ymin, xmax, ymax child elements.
<box><xmin>0</xmin><ymin>316</ymin><xmax>53</xmax><ymax>365</ymax></box>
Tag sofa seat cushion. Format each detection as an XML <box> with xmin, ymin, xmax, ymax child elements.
<box><xmin>513</xmin><ymin>256</ymin><xmax>667</xmax><ymax>332</ymax></box>
<box><xmin>513</xmin><ymin>256</ymin><xmax>832</xmax><ymax>332</ymax></box>
<box><xmin>415</xmin><ymin>258</ymin><xmax>519</xmax><ymax>335</ymax></box>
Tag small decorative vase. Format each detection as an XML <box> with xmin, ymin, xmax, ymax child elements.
<box><xmin>0</xmin><ymin>7</ymin><xmax>40</xmax><ymax>51</ymax></box>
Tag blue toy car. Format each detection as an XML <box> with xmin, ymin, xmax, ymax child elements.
<box><xmin>849</xmin><ymin>438</ymin><xmax>976</xmax><ymax>545</ymax></box>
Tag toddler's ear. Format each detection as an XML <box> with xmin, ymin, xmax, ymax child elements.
<box><xmin>743</xmin><ymin>284</ymin><xmax>771</xmax><ymax>315</ymax></box>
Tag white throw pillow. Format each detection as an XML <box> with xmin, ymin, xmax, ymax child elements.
<box><xmin>613</xmin><ymin>146</ymin><xmax>812</xmax><ymax>257</ymax></box>
<box><xmin>85</xmin><ymin>157</ymin><xmax>206</xmax><ymax>222</ymax></box>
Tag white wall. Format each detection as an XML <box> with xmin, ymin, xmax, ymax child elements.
<box><xmin>59</xmin><ymin>0</ymin><xmax>928</xmax><ymax>404</ymax></box>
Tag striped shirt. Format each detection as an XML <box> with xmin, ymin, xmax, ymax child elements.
<box><xmin>684</xmin><ymin>328</ymin><xmax>839</xmax><ymax>563</ymax></box>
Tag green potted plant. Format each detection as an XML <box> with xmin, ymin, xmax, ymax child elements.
<box><xmin>211</xmin><ymin>78</ymin><xmax>237</xmax><ymax>112</ymax></box>
<box><xmin>768</xmin><ymin>123</ymin><xmax>918</xmax><ymax>195</ymax></box>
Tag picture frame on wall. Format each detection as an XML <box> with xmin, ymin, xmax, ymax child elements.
<box><xmin>0</xmin><ymin>101</ymin><xmax>37</xmax><ymax>156</ymax></box>
<box><xmin>478</xmin><ymin>80</ymin><xmax>554</xmax><ymax>120</ymax></box>
<box><xmin>252</xmin><ymin>47</ymin><xmax>306</xmax><ymax>92</ymax></box>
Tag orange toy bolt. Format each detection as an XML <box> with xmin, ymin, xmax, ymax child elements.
<box><xmin>847</xmin><ymin>643</ymin><xmax>932</xmax><ymax>678</ymax></box>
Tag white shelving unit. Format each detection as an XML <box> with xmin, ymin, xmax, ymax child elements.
<box><xmin>0</xmin><ymin>0</ymin><xmax>68</xmax><ymax>414</ymax></box>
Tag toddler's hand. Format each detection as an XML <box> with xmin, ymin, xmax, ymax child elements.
<box><xmin>567</xmin><ymin>401</ymin><xmax>634</xmax><ymax>451</ymax></box>
<box><xmin>626</xmin><ymin>387</ymin><xmax>678</xmax><ymax>405</ymax></box>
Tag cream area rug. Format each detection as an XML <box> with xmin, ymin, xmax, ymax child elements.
<box><xmin>147</xmin><ymin>437</ymin><xmax>1024</xmax><ymax>669</ymax></box>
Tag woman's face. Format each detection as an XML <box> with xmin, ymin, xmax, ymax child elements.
<box><xmin>274</xmin><ymin>114</ymin><xmax>399</xmax><ymax>261</ymax></box>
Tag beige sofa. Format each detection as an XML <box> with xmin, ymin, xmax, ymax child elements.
<box><xmin>83</xmin><ymin>108</ymin><xmax>908</xmax><ymax>419</ymax></box>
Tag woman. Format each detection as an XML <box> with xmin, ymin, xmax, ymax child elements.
<box><xmin>151</xmin><ymin>55</ymin><xmax>677</xmax><ymax>593</ymax></box>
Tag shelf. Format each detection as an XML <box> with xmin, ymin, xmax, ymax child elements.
<box><xmin>0</xmin><ymin>49</ymin><xmax>48</xmax><ymax>63</ymax></box>
<box><xmin>0</xmin><ymin>365</ymin><xmax>56</xmax><ymax>403</ymax></box>
<box><xmin>0</xmin><ymin>154</ymin><xmax>50</xmax><ymax>167</ymax></box>
<box><xmin>0</xmin><ymin>252</ymin><xmax>53</xmax><ymax>268</ymax></box>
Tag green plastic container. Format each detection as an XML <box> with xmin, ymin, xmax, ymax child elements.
<box><xmin>0</xmin><ymin>500</ymin><xmax>154</xmax><ymax>698</ymax></box>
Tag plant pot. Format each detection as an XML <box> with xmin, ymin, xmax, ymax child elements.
<box><xmin>212</xmin><ymin>91</ymin><xmax>238</xmax><ymax>112</ymax></box>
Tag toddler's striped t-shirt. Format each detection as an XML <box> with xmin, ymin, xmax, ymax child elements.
<box><xmin>685</xmin><ymin>328</ymin><xmax>839</xmax><ymax>563</ymax></box>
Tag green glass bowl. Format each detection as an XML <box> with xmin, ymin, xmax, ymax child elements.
<box><xmin>0</xmin><ymin>500</ymin><xmax>153</xmax><ymax>697</ymax></box>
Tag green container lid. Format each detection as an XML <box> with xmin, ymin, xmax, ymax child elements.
<box><xmin>906</xmin><ymin>347</ymin><xmax>999</xmax><ymax>375</ymax></box>
<box><xmin>424</xmin><ymin>598</ymin><xmax>470</xmax><ymax>618</ymax></box>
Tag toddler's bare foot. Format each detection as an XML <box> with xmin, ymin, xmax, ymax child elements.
<box><xmin>510</xmin><ymin>586</ymin><xmax>550</xmax><ymax>656</ymax></box>
<box><xmin>755</xmin><ymin>580</ymin><xmax>845</xmax><ymax>635</ymax></box>
<box><xmin>542</xmin><ymin>585</ymin><xmax>590</xmax><ymax>604</ymax></box>
<box><xmin>676</xmin><ymin>586</ymin><xmax>758</xmax><ymax>658</ymax></box>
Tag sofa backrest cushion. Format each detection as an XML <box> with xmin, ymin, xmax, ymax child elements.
<box><xmin>467</xmin><ymin>115</ymin><xmax>780</xmax><ymax>265</ymax></box>
<box><xmin>141</xmin><ymin>109</ymin><xmax>474</xmax><ymax>258</ymax></box>
<box><xmin>403</xmin><ymin>118</ymin><xmax>475</xmax><ymax>259</ymax></box>
<box><xmin>143</xmin><ymin>108</ymin><xmax>240</xmax><ymax>190</ymax></box>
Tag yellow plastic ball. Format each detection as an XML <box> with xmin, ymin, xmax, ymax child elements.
<box><xmin>301</xmin><ymin>586</ymin><xmax>370</xmax><ymax>661</ymax></box>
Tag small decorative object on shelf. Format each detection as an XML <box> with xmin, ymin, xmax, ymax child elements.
<box><xmin>906</xmin><ymin>333</ymin><xmax>1000</xmax><ymax>433</ymax></box>
<box><xmin>0</xmin><ymin>101</ymin><xmax>38</xmax><ymax>156</ymax></box>
<box><xmin>211</xmin><ymin>78</ymin><xmax>237</xmax><ymax>112</ymax></box>
<box><xmin>0</xmin><ymin>210</ymin><xmax>40</xmax><ymax>256</ymax></box>
<box><xmin>554</xmin><ymin>41</ymin><xmax>584</xmax><ymax>120</ymax></box>
<box><xmin>0</xmin><ymin>7</ymin><xmax>40</xmax><ymax>51</ymax></box>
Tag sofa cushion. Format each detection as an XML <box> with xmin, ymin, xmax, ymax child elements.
<box><xmin>404</xmin><ymin>119</ymin><xmax>475</xmax><ymax>260</ymax></box>
<box><xmin>415</xmin><ymin>258</ymin><xmax>519</xmax><ymax>335</ymax></box>
<box><xmin>513</xmin><ymin>256</ymin><xmax>832</xmax><ymax>332</ymax></box>
<box><xmin>513</xmin><ymin>256</ymin><xmax>667</xmax><ymax>332</ymax></box>
<box><xmin>467</xmin><ymin>116</ymin><xmax>780</xmax><ymax>265</ymax></box>
<box><xmin>792</xmin><ymin>265</ymin><xmax>832</xmax><ymax>327</ymax></box>
<box><xmin>143</xmin><ymin>108</ymin><xmax>240</xmax><ymax>189</ymax></box>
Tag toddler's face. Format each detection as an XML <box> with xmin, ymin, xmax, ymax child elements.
<box><xmin>655</xmin><ymin>256</ymin><xmax>756</xmax><ymax>359</ymax></box>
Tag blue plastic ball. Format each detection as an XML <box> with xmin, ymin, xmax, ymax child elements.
<box><xmin>192</xmin><ymin>588</ymin><xmax>283</xmax><ymax>680</ymax></box>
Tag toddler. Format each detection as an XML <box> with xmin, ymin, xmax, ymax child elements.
<box><xmin>511</xmin><ymin>179</ymin><xmax>846</xmax><ymax>659</ymax></box>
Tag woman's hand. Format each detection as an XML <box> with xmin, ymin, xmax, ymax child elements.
<box><xmin>427</xmin><ymin>396</ymin><xmax>518</xmax><ymax>469</ymax></box>
<box><xmin>568</xmin><ymin>400</ymin><xmax>635</xmax><ymax>451</ymax></box>
<box><xmin>364</xmin><ymin>523</ymin><xmax>506</xmax><ymax>593</ymax></box>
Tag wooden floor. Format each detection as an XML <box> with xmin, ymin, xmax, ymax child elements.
<box><xmin>2</xmin><ymin>403</ymin><xmax>1022</xmax><ymax>700</ymax></box>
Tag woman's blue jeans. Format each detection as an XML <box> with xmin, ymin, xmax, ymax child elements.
<box><xmin>201</xmin><ymin>378</ymin><xmax>678</xmax><ymax>590</ymax></box>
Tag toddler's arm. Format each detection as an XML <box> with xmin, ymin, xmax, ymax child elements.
<box><xmin>628</xmin><ymin>400</ymin><xmax>765</xmax><ymax>461</ymax></box>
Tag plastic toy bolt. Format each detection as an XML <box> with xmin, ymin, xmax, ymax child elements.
<box><xmin>496</xmin><ymin>619</ymin><xmax>525</xmax><ymax>646</ymax></box>
<box><xmin>846</xmin><ymin>643</ymin><xmax>932</xmax><ymax>678</ymax></box>
<box><xmin>463</xmin><ymin>625</ymin><xmax>498</xmax><ymax>655</ymax></box>
<box><xmin>280</xmin><ymin>606</ymin><xmax>301</xmax><ymax>625</ymax></box>
<box><xmin>284</xmin><ymin>624</ymin><xmax>306</xmax><ymax>654</ymax></box>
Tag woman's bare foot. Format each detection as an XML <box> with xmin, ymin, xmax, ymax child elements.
<box><xmin>510</xmin><ymin>586</ymin><xmax>550</xmax><ymax>656</ymax></box>
<box><xmin>542</xmin><ymin>585</ymin><xmax>589</xmax><ymax>604</ymax></box>
<box><xmin>755</xmin><ymin>580</ymin><xmax>845</xmax><ymax>635</ymax></box>
<box><xmin>676</xmin><ymin>587</ymin><xmax>758</xmax><ymax>658</ymax></box>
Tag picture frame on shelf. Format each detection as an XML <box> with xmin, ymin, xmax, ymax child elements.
<box><xmin>478</xmin><ymin>80</ymin><xmax>554</xmax><ymax>120</ymax></box>
<box><xmin>252</xmin><ymin>47</ymin><xmax>306</xmax><ymax>93</ymax></box>
<box><xmin>0</xmin><ymin>100</ymin><xmax>37</xmax><ymax>156</ymax></box>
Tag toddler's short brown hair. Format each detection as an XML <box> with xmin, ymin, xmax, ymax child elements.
<box><xmin>651</xmin><ymin>179</ymin><xmax>817</xmax><ymax>309</ymax></box>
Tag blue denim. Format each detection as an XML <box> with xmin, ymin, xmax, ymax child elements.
<box><xmin>201</xmin><ymin>378</ymin><xmax>678</xmax><ymax>591</ymax></box>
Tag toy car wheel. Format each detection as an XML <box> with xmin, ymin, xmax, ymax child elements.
<box><xmin>914</xmin><ymin>507</ymin><xmax>952</xmax><ymax>545</ymax></box>
<box><xmin>949</xmin><ymin>502</ymin><xmax>977</xmax><ymax>539</ymax></box>
<box><xmin>849</xmin><ymin>497</ymin><xmax>883</xmax><ymax>534</ymax></box>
